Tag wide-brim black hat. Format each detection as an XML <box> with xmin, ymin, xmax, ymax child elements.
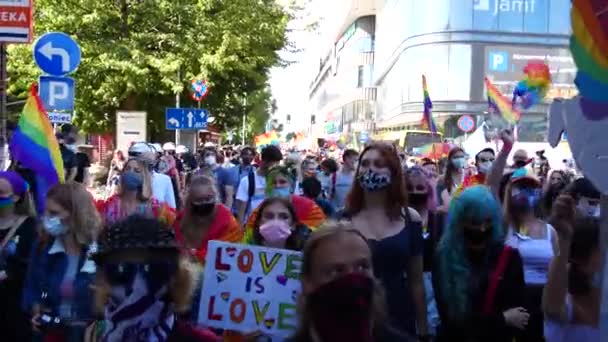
<box><xmin>92</xmin><ymin>215</ymin><xmax>179</xmax><ymax>264</ymax></box>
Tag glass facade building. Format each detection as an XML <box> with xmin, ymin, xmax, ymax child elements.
<box><xmin>374</xmin><ymin>0</ymin><xmax>574</xmax><ymax>142</ymax></box>
<box><xmin>308</xmin><ymin>15</ymin><xmax>376</xmax><ymax>141</ymax></box>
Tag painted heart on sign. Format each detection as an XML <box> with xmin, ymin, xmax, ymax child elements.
<box><xmin>216</xmin><ymin>272</ymin><xmax>228</xmax><ymax>283</ymax></box>
<box><xmin>263</xmin><ymin>318</ymin><xmax>276</xmax><ymax>329</ymax></box>
<box><xmin>276</xmin><ymin>275</ymin><xmax>287</xmax><ymax>286</ymax></box>
<box><xmin>226</xmin><ymin>247</ymin><xmax>237</xmax><ymax>257</ymax></box>
<box><xmin>220</xmin><ymin>292</ymin><xmax>230</xmax><ymax>302</ymax></box>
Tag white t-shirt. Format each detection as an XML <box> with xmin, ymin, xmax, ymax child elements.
<box><xmin>332</xmin><ymin>171</ymin><xmax>355</xmax><ymax>210</ymax></box>
<box><xmin>152</xmin><ymin>172</ymin><xmax>176</xmax><ymax>209</ymax></box>
<box><xmin>236</xmin><ymin>171</ymin><xmax>266</xmax><ymax>220</ymax></box>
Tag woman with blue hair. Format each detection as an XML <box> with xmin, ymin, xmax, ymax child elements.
<box><xmin>432</xmin><ymin>185</ymin><xmax>528</xmax><ymax>342</ymax></box>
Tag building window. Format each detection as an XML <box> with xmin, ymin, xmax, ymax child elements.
<box><xmin>357</xmin><ymin>66</ymin><xmax>364</xmax><ymax>88</ymax></box>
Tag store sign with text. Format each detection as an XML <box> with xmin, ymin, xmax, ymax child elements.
<box><xmin>485</xmin><ymin>45</ymin><xmax>578</xmax><ymax>102</ymax></box>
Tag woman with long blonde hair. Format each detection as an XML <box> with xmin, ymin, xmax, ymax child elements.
<box><xmin>97</xmin><ymin>158</ymin><xmax>175</xmax><ymax>225</ymax></box>
<box><xmin>22</xmin><ymin>182</ymin><xmax>102</xmax><ymax>341</ymax></box>
<box><xmin>174</xmin><ymin>175</ymin><xmax>242</xmax><ymax>264</ymax></box>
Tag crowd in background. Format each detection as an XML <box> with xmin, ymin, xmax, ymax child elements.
<box><xmin>0</xmin><ymin>123</ymin><xmax>601</xmax><ymax>342</ymax></box>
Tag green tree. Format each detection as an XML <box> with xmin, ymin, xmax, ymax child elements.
<box><xmin>8</xmin><ymin>0</ymin><xmax>289</xmax><ymax>138</ymax></box>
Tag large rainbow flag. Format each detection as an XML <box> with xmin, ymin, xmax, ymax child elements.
<box><xmin>420</xmin><ymin>75</ymin><xmax>437</xmax><ymax>133</ymax></box>
<box><xmin>485</xmin><ymin>76</ymin><xmax>521</xmax><ymax>125</ymax></box>
<box><xmin>9</xmin><ymin>84</ymin><xmax>64</xmax><ymax>213</ymax></box>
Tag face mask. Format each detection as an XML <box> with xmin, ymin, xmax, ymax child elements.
<box><xmin>191</xmin><ymin>202</ymin><xmax>215</xmax><ymax>216</ymax></box>
<box><xmin>358</xmin><ymin>169</ymin><xmax>391</xmax><ymax>192</ymax></box>
<box><xmin>259</xmin><ymin>219</ymin><xmax>292</xmax><ymax>248</ymax></box>
<box><xmin>451</xmin><ymin>157</ymin><xmax>466</xmax><ymax>169</ymax></box>
<box><xmin>271</xmin><ymin>187</ymin><xmax>291</xmax><ymax>198</ymax></box>
<box><xmin>514</xmin><ymin>160</ymin><xmax>528</xmax><ymax>168</ymax></box>
<box><xmin>66</xmin><ymin>144</ymin><xmax>77</xmax><ymax>153</ymax></box>
<box><xmin>408</xmin><ymin>193</ymin><xmax>429</xmax><ymax>207</ymax></box>
<box><xmin>43</xmin><ymin>216</ymin><xmax>68</xmax><ymax>237</ymax></box>
<box><xmin>0</xmin><ymin>195</ymin><xmax>14</xmax><ymax>209</ymax></box>
<box><xmin>204</xmin><ymin>156</ymin><xmax>217</xmax><ymax>166</ymax></box>
<box><xmin>121</xmin><ymin>171</ymin><xmax>143</xmax><ymax>191</ymax></box>
<box><xmin>463</xmin><ymin>227</ymin><xmax>492</xmax><ymax>245</ymax></box>
<box><xmin>577</xmin><ymin>198</ymin><xmax>600</xmax><ymax>218</ymax></box>
<box><xmin>103</xmin><ymin>264</ymin><xmax>177</xmax><ymax>341</ymax></box>
<box><xmin>478</xmin><ymin>161</ymin><xmax>492</xmax><ymax>174</ymax></box>
<box><xmin>511</xmin><ymin>187</ymin><xmax>541</xmax><ymax>211</ymax></box>
<box><xmin>307</xmin><ymin>273</ymin><xmax>374</xmax><ymax>342</ymax></box>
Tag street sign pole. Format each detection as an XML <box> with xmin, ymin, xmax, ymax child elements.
<box><xmin>175</xmin><ymin>68</ymin><xmax>181</xmax><ymax>146</ymax></box>
<box><xmin>0</xmin><ymin>43</ymin><xmax>7</xmax><ymax>170</ymax></box>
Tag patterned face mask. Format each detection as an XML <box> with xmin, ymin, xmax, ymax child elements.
<box><xmin>358</xmin><ymin>169</ymin><xmax>391</xmax><ymax>192</ymax></box>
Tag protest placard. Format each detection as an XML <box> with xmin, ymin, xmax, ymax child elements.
<box><xmin>198</xmin><ymin>240</ymin><xmax>302</xmax><ymax>338</ymax></box>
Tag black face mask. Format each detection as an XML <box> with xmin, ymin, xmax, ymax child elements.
<box><xmin>514</xmin><ymin>160</ymin><xmax>528</xmax><ymax>168</ymax></box>
<box><xmin>463</xmin><ymin>228</ymin><xmax>492</xmax><ymax>245</ymax></box>
<box><xmin>191</xmin><ymin>202</ymin><xmax>215</xmax><ymax>216</ymax></box>
<box><xmin>408</xmin><ymin>193</ymin><xmax>429</xmax><ymax>207</ymax></box>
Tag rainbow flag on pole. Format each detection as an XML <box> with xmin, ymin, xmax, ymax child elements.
<box><xmin>9</xmin><ymin>84</ymin><xmax>64</xmax><ymax>213</ymax></box>
<box><xmin>485</xmin><ymin>77</ymin><xmax>521</xmax><ymax>124</ymax></box>
<box><xmin>420</xmin><ymin>75</ymin><xmax>437</xmax><ymax>133</ymax></box>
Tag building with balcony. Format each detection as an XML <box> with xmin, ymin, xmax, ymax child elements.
<box><xmin>374</xmin><ymin>0</ymin><xmax>575</xmax><ymax>142</ymax></box>
<box><xmin>307</xmin><ymin>0</ymin><xmax>381</xmax><ymax>146</ymax></box>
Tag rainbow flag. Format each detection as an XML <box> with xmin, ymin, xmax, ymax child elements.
<box><xmin>485</xmin><ymin>77</ymin><xmax>521</xmax><ymax>124</ymax></box>
<box><xmin>9</xmin><ymin>84</ymin><xmax>64</xmax><ymax>213</ymax></box>
<box><xmin>254</xmin><ymin>130</ymin><xmax>279</xmax><ymax>147</ymax></box>
<box><xmin>420</xmin><ymin>75</ymin><xmax>437</xmax><ymax>133</ymax></box>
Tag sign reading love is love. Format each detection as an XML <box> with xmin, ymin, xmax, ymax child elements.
<box><xmin>198</xmin><ymin>241</ymin><xmax>302</xmax><ymax>337</ymax></box>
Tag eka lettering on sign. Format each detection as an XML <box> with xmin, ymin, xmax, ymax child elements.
<box><xmin>198</xmin><ymin>241</ymin><xmax>302</xmax><ymax>338</ymax></box>
<box><xmin>474</xmin><ymin>0</ymin><xmax>536</xmax><ymax>16</ymax></box>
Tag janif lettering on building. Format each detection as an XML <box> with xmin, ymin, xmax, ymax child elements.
<box><xmin>474</xmin><ymin>0</ymin><xmax>536</xmax><ymax>16</ymax></box>
<box><xmin>0</xmin><ymin>0</ymin><xmax>32</xmax><ymax>43</ymax></box>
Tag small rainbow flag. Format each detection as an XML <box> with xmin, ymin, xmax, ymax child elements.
<box><xmin>485</xmin><ymin>77</ymin><xmax>521</xmax><ymax>125</ymax></box>
<box><xmin>420</xmin><ymin>75</ymin><xmax>437</xmax><ymax>133</ymax></box>
<box><xmin>9</xmin><ymin>84</ymin><xmax>64</xmax><ymax>214</ymax></box>
<box><xmin>254</xmin><ymin>130</ymin><xmax>279</xmax><ymax>147</ymax></box>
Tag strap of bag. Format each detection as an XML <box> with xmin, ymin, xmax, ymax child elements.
<box><xmin>0</xmin><ymin>216</ymin><xmax>26</xmax><ymax>250</ymax></box>
<box><xmin>482</xmin><ymin>246</ymin><xmax>513</xmax><ymax>315</ymax></box>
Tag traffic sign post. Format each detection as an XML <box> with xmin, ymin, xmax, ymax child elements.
<box><xmin>33</xmin><ymin>32</ymin><xmax>81</xmax><ymax>76</ymax></box>
<box><xmin>32</xmin><ymin>32</ymin><xmax>81</xmax><ymax>125</ymax></box>
<box><xmin>39</xmin><ymin>76</ymin><xmax>75</xmax><ymax>111</ymax></box>
<box><xmin>165</xmin><ymin>108</ymin><xmax>209</xmax><ymax>130</ymax></box>
<box><xmin>457</xmin><ymin>115</ymin><xmax>475</xmax><ymax>133</ymax></box>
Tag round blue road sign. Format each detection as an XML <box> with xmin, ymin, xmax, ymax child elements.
<box><xmin>33</xmin><ymin>32</ymin><xmax>81</xmax><ymax>76</ymax></box>
<box><xmin>457</xmin><ymin>115</ymin><xmax>475</xmax><ymax>133</ymax></box>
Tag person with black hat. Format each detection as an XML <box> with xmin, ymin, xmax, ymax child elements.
<box><xmin>87</xmin><ymin>215</ymin><xmax>219</xmax><ymax>342</ymax></box>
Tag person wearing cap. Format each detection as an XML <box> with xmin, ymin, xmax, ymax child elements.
<box><xmin>511</xmin><ymin>149</ymin><xmax>532</xmax><ymax>171</ymax></box>
<box><xmin>504</xmin><ymin>168</ymin><xmax>558</xmax><ymax>341</ymax></box>
<box><xmin>23</xmin><ymin>183</ymin><xmax>102</xmax><ymax>341</ymax></box>
<box><xmin>87</xmin><ymin>215</ymin><xmax>219</xmax><ymax>342</ymax></box>
<box><xmin>0</xmin><ymin>171</ymin><xmax>37</xmax><ymax>341</ymax></box>
<box><xmin>236</xmin><ymin>145</ymin><xmax>283</xmax><ymax>225</ymax></box>
<box><xmin>128</xmin><ymin>142</ymin><xmax>177</xmax><ymax>209</ymax></box>
<box><xmin>96</xmin><ymin>158</ymin><xmax>176</xmax><ymax>226</ymax></box>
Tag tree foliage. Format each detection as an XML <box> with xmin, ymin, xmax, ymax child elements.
<box><xmin>8</xmin><ymin>0</ymin><xmax>289</xmax><ymax>138</ymax></box>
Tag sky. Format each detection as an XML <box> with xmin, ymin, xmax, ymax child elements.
<box><xmin>269</xmin><ymin>0</ymin><xmax>344</xmax><ymax>132</ymax></box>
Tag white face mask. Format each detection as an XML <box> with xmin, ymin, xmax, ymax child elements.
<box><xmin>478</xmin><ymin>161</ymin><xmax>492</xmax><ymax>174</ymax></box>
<box><xmin>204</xmin><ymin>156</ymin><xmax>217</xmax><ymax>166</ymax></box>
<box><xmin>577</xmin><ymin>198</ymin><xmax>600</xmax><ymax>218</ymax></box>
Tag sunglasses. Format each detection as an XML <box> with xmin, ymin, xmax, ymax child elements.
<box><xmin>103</xmin><ymin>261</ymin><xmax>177</xmax><ymax>287</ymax></box>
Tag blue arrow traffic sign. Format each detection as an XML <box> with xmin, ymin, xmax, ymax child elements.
<box><xmin>39</xmin><ymin>76</ymin><xmax>75</xmax><ymax>112</ymax></box>
<box><xmin>165</xmin><ymin>108</ymin><xmax>209</xmax><ymax>130</ymax></box>
<box><xmin>33</xmin><ymin>32</ymin><xmax>81</xmax><ymax>76</ymax></box>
